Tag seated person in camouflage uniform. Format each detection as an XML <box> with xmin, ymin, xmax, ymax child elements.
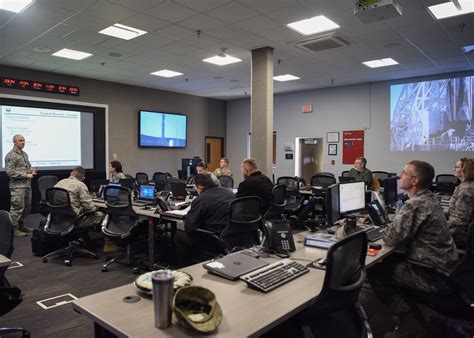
<box><xmin>448</xmin><ymin>157</ymin><xmax>474</xmax><ymax>249</ymax></box>
<box><xmin>369</xmin><ymin>160</ymin><xmax>458</xmax><ymax>332</ymax></box>
<box><xmin>54</xmin><ymin>166</ymin><xmax>103</xmax><ymax>227</ymax></box>
<box><xmin>196</xmin><ymin>162</ymin><xmax>220</xmax><ymax>186</ymax></box>
<box><xmin>213</xmin><ymin>157</ymin><xmax>233</xmax><ymax>177</ymax></box>
<box><xmin>348</xmin><ymin>157</ymin><xmax>373</xmax><ymax>187</ymax></box>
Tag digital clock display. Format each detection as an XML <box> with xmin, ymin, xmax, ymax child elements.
<box><xmin>1</xmin><ymin>77</ymin><xmax>80</xmax><ymax>96</ymax></box>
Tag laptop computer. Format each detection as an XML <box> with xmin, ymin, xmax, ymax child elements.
<box><xmin>132</xmin><ymin>184</ymin><xmax>155</xmax><ymax>206</ymax></box>
<box><xmin>203</xmin><ymin>251</ymin><xmax>269</xmax><ymax>281</ymax></box>
<box><xmin>169</xmin><ymin>181</ymin><xmax>187</xmax><ymax>200</ymax></box>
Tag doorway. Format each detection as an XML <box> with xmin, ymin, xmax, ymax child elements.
<box><xmin>295</xmin><ymin>137</ymin><xmax>323</xmax><ymax>183</ymax></box>
<box><xmin>205</xmin><ymin>136</ymin><xmax>224</xmax><ymax>172</ymax></box>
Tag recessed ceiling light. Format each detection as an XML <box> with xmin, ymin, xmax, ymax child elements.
<box><xmin>99</xmin><ymin>23</ymin><xmax>147</xmax><ymax>40</ymax></box>
<box><xmin>462</xmin><ymin>44</ymin><xmax>474</xmax><ymax>53</ymax></box>
<box><xmin>150</xmin><ymin>69</ymin><xmax>183</xmax><ymax>78</ymax></box>
<box><xmin>362</xmin><ymin>58</ymin><xmax>399</xmax><ymax>68</ymax></box>
<box><xmin>427</xmin><ymin>1</ymin><xmax>474</xmax><ymax>19</ymax></box>
<box><xmin>203</xmin><ymin>54</ymin><xmax>242</xmax><ymax>66</ymax></box>
<box><xmin>52</xmin><ymin>48</ymin><xmax>93</xmax><ymax>60</ymax></box>
<box><xmin>287</xmin><ymin>15</ymin><xmax>340</xmax><ymax>36</ymax></box>
<box><xmin>273</xmin><ymin>74</ymin><xmax>300</xmax><ymax>82</ymax></box>
<box><xmin>0</xmin><ymin>0</ymin><xmax>34</xmax><ymax>13</ymax></box>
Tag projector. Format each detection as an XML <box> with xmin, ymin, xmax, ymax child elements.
<box><xmin>354</xmin><ymin>0</ymin><xmax>402</xmax><ymax>24</ymax></box>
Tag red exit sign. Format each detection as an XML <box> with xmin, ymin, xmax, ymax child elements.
<box><xmin>302</xmin><ymin>104</ymin><xmax>313</xmax><ymax>113</ymax></box>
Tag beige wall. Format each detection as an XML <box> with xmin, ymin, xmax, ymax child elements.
<box><xmin>0</xmin><ymin>66</ymin><xmax>226</xmax><ymax>177</ymax></box>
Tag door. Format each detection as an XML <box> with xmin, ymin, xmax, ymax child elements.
<box><xmin>296</xmin><ymin>138</ymin><xmax>323</xmax><ymax>183</ymax></box>
<box><xmin>205</xmin><ymin>137</ymin><xmax>224</xmax><ymax>172</ymax></box>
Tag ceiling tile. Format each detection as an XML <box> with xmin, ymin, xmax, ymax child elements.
<box><xmin>155</xmin><ymin>25</ymin><xmax>196</xmax><ymax>40</ymax></box>
<box><xmin>233</xmin><ymin>15</ymin><xmax>281</xmax><ymax>33</ymax></box>
<box><xmin>174</xmin><ymin>0</ymin><xmax>232</xmax><ymax>12</ymax></box>
<box><xmin>80</xmin><ymin>1</ymin><xmax>138</xmax><ymax>22</ymax></box>
<box><xmin>65</xmin><ymin>29</ymin><xmax>110</xmax><ymax>45</ymax></box>
<box><xmin>147</xmin><ymin>2</ymin><xmax>198</xmax><ymax>22</ymax></box>
<box><xmin>159</xmin><ymin>41</ymin><xmax>199</xmax><ymax>54</ymax></box>
<box><xmin>206</xmin><ymin>2</ymin><xmax>258</xmax><ymax>23</ymax></box>
<box><xmin>120</xmin><ymin>13</ymin><xmax>170</xmax><ymax>32</ymax></box>
<box><xmin>178</xmin><ymin>14</ymin><xmax>226</xmax><ymax>31</ymax></box>
<box><xmin>182</xmin><ymin>34</ymin><xmax>222</xmax><ymax>49</ymax></box>
<box><xmin>108</xmin><ymin>0</ymin><xmax>165</xmax><ymax>11</ymax></box>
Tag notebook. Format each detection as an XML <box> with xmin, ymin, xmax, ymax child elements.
<box><xmin>203</xmin><ymin>251</ymin><xmax>269</xmax><ymax>281</ymax></box>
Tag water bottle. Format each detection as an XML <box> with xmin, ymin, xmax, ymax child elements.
<box><xmin>152</xmin><ymin>270</ymin><xmax>174</xmax><ymax>329</ymax></box>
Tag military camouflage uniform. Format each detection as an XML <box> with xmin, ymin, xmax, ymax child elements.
<box><xmin>369</xmin><ymin>189</ymin><xmax>458</xmax><ymax>315</ymax></box>
<box><xmin>448</xmin><ymin>180</ymin><xmax>474</xmax><ymax>249</ymax></box>
<box><xmin>213</xmin><ymin>167</ymin><xmax>233</xmax><ymax>177</ymax></box>
<box><xmin>55</xmin><ymin>176</ymin><xmax>103</xmax><ymax>227</ymax></box>
<box><xmin>5</xmin><ymin>147</ymin><xmax>33</xmax><ymax>230</ymax></box>
<box><xmin>348</xmin><ymin>167</ymin><xmax>373</xmax><ymax>187</ymax></box>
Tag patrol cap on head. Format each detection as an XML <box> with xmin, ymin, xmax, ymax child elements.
<box><xmin>172</xmin><ymin>286</ymin><xmax>222</xmax><ymax>333</ymax></box>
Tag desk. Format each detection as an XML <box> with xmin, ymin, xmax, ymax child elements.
<box><xmin>0</xmin><ymin>255</ymin><xmax>11</xmax><ymax>268</ymax></box>
<box><xmin>73</xmin><ymin>232</ymin><xmax>393</xmax><ymax>337</ymax></box>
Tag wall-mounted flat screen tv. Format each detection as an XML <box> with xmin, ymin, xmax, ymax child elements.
<box><xmin>138</xmin><ymin>110</ymin><xmax>187</xmax><ymax>148</ymax></box>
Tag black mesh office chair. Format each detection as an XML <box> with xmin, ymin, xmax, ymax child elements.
<box><xmin>101</xmin><ymin>186</ymin><xmax>142</xmax><ymax>273</ymax></box>
<box><xmin>277</xmin><ymin>176</ymin><xmax>304</xmax><ymax>215</ymax></box>
<box><xmin>341</xmin><ymin>170</ymin><xmax>350</xmax><ymax>177</ymax></box>
<box><xmin>135</xmin><ymin>172</ymin><xmax>149</xmax><ymax>186</ymax></box>
<box><xmin>0</xmin><ymin>211</ymin><xmax>30</xmax><ymax>338</ymax></box>
<box><xmin>42</xmin><ymin>188</ymin><xmax>100</xmax><ymax>266</ymax></box>
<box><xmin>310</xmin><ymin>174</ymin><xmax>337</xmax><ymax>188</ymax></box>
<box><xmin>263</xmin><ymin>184</ymin><xmax>287</xmax><ymax>221</ymax></box>
<box><xmin>299</xmin><ymin>231</ymin><xmax>370</xmax><ymax>337</ymax></box>
<box><xmin>217</xmin><ymin>175</ymin><xmax>234</xmax><ymax>188</ymax></box>
<box><xmin>318</xmin><ymin>172</ymin><xmax>335</xmax><ymax>178</ymax></box>
<box><xmin>435</xmin><ymin>174</ymin><xmax>460</xmax><ymax>195</ymax></box>
<box><xmin>37</xmin><ymin>175</ymin><xmax>58</xmax><ymax>216</ymax></box>
<box><xmin>152</xmin><ymin>172</ymin><xmax>168</xmax><ymax>191</ymax></box>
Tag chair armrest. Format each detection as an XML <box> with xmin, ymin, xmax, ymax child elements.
<box><xmin>194</xmin><ymin>228</ymin><xmax>219</xmax><ymax>236</ymax></box>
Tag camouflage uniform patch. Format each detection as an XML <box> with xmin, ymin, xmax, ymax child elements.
<box><xmin>448</xmin><ymin>180</ymin><xmax>474</xmax><ymax>249</ymax></box>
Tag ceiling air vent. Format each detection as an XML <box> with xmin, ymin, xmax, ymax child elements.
<box><xmin>296</xmin><ymin>34</ymin><xmax>351</xmax><ymax>53</ymax></box>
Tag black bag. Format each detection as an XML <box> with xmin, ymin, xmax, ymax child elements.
<box><xmin>31</xmin><ymin>221</ymin><xmax>67</xmax><ymax>256</ymax></box>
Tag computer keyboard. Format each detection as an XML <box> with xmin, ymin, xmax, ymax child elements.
<box><xmin>240</xmin><ymin>259</ymin><xmax>309</xmax><ymax>293</ymax></box>
<box><xmin>364</xmin><ymin>226</ymin><xmax>384</xmax><ymax>242</ymax></box>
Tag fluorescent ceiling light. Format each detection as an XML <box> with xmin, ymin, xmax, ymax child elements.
<box><xmin>98</xmin><ymin>23</ymin><xmax>147</xmax><ymax>40</ymax></box>
<box><xmin>287</xmin><ymin>15</ymin><xmax>340</xmax><ymax>36</ymax></box>
<box><xmin>362</xmin><ymin>58</ymin><xmax>399</xmax><ymax>68</ymax></box>
<box><xmin>463</xmin><ymin>44</ymin><xmax>474</xmax><ymax>53</ymax></box>
<box><xmin>427</xmin><ymin>1</ymin><xmax>474</xmax><ymax>19</ymax></box>
<box><xmin>52</xmin><ymin>48</ymin><xmax>93</xmax><ymax>60</ymax></box>
<box><xmin>150</xmin><ymin>69</ymin><xmax>183</xmax><ymax>78</ymax></box>
<box><xmin>203</xmin><ymin>54</ymin><xmax>242</xmax><ymax>66</ymax></box>
<box><xmin>0</xmin><ymin>0</ymin><xmax>34</xmax><ymax>13</ymax></box>
<box><xmin>273</xmin><ymin>74</ymin><xmax>300</xmax><ymax>82</ymax></box>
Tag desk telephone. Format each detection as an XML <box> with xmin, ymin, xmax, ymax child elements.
<box><xmin>367</xmin><ymin>200</ymin><xmax>389</xmax><ymax>226</ymax></box>
<box><xmin>154</xmin><ymin>196</ymin><xmax>170</xmax><ymax>213</ymax></box>
<box><xmin>263</xmin><ymin>220</ymin><xmax>296</xmax><ymax>252</ymax></box>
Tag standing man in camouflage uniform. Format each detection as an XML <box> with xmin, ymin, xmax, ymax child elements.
<box><xmin>5</xmin><ymin>134</ymin><xmax>37</xmax><ymax>237</ymax></box>
<box><xmin>368</xmin><ymin>160</ymin><xmax>458</xmax><ymax>333</ymax></box>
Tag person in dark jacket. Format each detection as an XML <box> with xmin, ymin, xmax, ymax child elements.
<box><xmin>236</xmin><ymin>157</ymin><xmax>273</xmax><ymax>212</ymax></box>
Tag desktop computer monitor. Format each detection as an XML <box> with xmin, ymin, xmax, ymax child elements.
<box><xmin>181</xmin><ymin>158</ymin><xmax>201</xmax><ymax>178</ymax></box>
<box><xmin>325</xmin><ymin>183</ymin><xmax>341</xmax><ymax>226</ymax></box>
<box><xmin>383</xmin><ymin>176</ymin><xmax>398</xmax><ymax>206</ymax></box>
<box><xmin>119</xmin><ymin>178</ymin><xmax>134</xmax><ymax>191</ymax></box>
<box><xmin>339</xmin><ymin>181</ymin><xmax>366</xmax><ymax>214</ymax></box>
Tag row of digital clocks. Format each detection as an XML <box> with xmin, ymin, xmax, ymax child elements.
<box><xmin>1</xmin><ymin>77</ymin><xmax>80</xmax><ymax>96</ymax></box>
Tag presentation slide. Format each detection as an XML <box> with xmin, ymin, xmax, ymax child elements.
<box><xmin>0</xmin><ymin>105</ymin><xmax>94</xmax><ymax>170</ymax></box>
<box><xmin>139</xmin><ymin>111</ymin><xmax>186</xmax><ymax>148</ymax></box>
<box><xmin>390</xmin><ymin>75</ymin><xmax>473</xmax><ymax>152</ymax></box>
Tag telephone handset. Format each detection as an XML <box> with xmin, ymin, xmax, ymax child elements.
<box><xmin>367</xmin><ymin>200</ymin><xmax>390</xmax><ymax>226</ymax></box>
<box><xmin>154</xmin><ymin>196</ymin><xmax>170</xmax><ymax>213</ymax></box>
<box><xmin>263</xmin><ymin>220</ymin><xmax>296</xmax><ymax>252</ymax></box>
<box><xmin>158</xmin><ymin>191</ymin><xmax>171</xmax><ymax>201</ymax></box>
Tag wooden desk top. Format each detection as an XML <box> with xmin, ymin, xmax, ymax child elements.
<box><xmin>72</xmin><ymin>232</ymin><xmax>393</xmax><ymax>337</ymax></box>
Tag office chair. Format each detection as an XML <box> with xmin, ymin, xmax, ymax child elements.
<box><xmin>152</xmin><ymin>172</ymin><xmax>168</xmax><ymax>191</ymax></box>
<box><xmin>435</xmin><ymin>174</ymin><xmax>460</xmax><ymax>195</ymax></box>
<box><xmin>341</xmin><ymin>170</ymin><xmax>350</xmax><ymax>177</ymax></box>
<box><xmin>135</xmin><ymin>172</ymin><xmax>149</xmax><ymax>186</ymax></box>
<box><xmin>217</xmin><ymin>175</ymin><xmax>234</xmax><ymax>188</ymax></box>
<box><xmin>124</xmin><ymin>174</ymin><xmax>134</xmax><ymax>179</ymax></box>
<box><xmin>0</xmin><ymin>211</ymin><xmax>30</xmax><ymax>338</ymax></box>
<box><xmin>299</xmin><ymin>231</ymin><xmax>370</xmax><ymax>337</ymax></box>
<box><xmin>318</xmin><ymin>172</ymin><xmax>335</xmax><ymax>178</ymax></box>
<box><xmin>37</xmin><ymin>175</ymin><xmax>59</xmax><ymax>217</ymax></box>
<box><xmin>263</xmin><ymin>184</ymin><xmax>287</xmax><ymax>221</ymax></box>
<box><xmin>310</xmin><ymin>174</ymin><xmax>336</xmax><ymax>188</ymax></box>
<box><xmin>42</xmin><ymin>188</ymin><xmax>100</xmax><ymax>266</ymax></box>
<box><xmin>400</xmin><ymin>222</ymin><xmax>474</xmax><ymax>337</ymax></box>
<box><xmin>277</xmin><ymin>176</ymin><xmax>304</xmax><ymax>215</ymax></box>
<box><xmin>372</xmin><ymin>171</ymin><xmax>390</xmax><ymax>188</ymax></box>
<box><xmin>101</xmin><ymin>186</ymin><xmax>143</xmax><ymax>273</ymax></box>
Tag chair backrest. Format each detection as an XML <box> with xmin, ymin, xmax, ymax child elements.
<box><xmin>309</xmin><ymin>231</ymin><xmax>368</xmax><ymax>314</ymax></box>
<box><xmin>436</xmin><ymin>174</ymin><xmax>459</xmax><ymax>184</ymax></box>
<box><xmin>221</xmin><ymin>196</ymin><xmax>262</xmax><ymax>250</ymax></box>
<box><xmin>310</xmin><ymin>174</ymin><xmax>337</xmax><ymax>188</ymax></box>
<box><xmin>124</xmin><ymin>174</ymin><xmax>134</xmax><ymax>179</ymax></box>
<box><xmin>136</xmin><ymin>172</ymin><xmax>149</xmax><ymax>186</ymax></box>
<box><xmin>277</xmin><ymin>176</ymin><xmax>300</xmax><ymax>191</ymax></box>
<box><xmin>38</xmin><ymin>175</ymin><xmax>59</xmax><ymax>201</ymax></box>
<box><xmin>450</xmin><ymin>222</ymin><xmax>474</xmax><ymax>302</ymax></box>
<box><xmin>372</xmin><ymin>171</ymin><xmax>390</xmax><ymax>181</ymax></box>
<box><xmin>318</xmin><ymin>172</ymin><xmax>335</xmax><ymax>178</ymax></box>
<box><xmin>0</xmin><ymin>211</ymin><xmax>14</xmax><ymax>259</ymax></box>
<box><xmin>45</xmin><ymin>188</ymin><xmax>78</xmax><ymax>234</ymax></box>
<box><xmin>218</xmin><ymin>175</ymin><xmax>234</xmax><ymax>188</ymax></box>
<box><xmin>341</xmin><ymin>170</ymin><xmax>350</xmax><ymax>177</ymax></box>
<box><xmin>102</xmin><ymin>186</ymin><xmax>138</xmax><ymax>237</ymax></box>
<box><xmin>263</xmin><ymin>184</ymin><xmax>287</xmax><ymax>221</ymax></box>
<box><xmin>152</xmin><ymin>172</ymin><xmax>168</xmax><ymax>191</ymax></box>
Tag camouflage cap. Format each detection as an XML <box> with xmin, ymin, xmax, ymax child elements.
<box><xmin>172</xmin><ymin>286</ymin><xmax>222</xmax><ymax>333</ymax></box>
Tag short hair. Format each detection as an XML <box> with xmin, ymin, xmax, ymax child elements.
<box><xmin>196</xmin><ymin>162</ymin><xmax>206</xmax><ymax>169</ymax></box>
<box><xmin>407</xmin><ymin>160</ymin><xmax>434</xmax><ymax>189</ymax></box>
<box><xmin>194</xmin><ymin>173</ymin><xmax>216</xmax><ymax>190</ymax></box>
<box><xmin>221</xmin><ymin>157</ymin><xmax>229</xmax><ymax>164</ymax></box>
<box><xmin>12</xmin><ymin>134</ymin><xmax>23</xmax><ymax>142</ymax></box>
<box><xmin>460</xmin><ymin>157</ymin><xmax>474</xmax><ymax>181</ymax></box>
<box><xmin>72</xmin><ymin>166</ymin><xmax>86</xmax><ymax>180</ymax></box>
<box><xmin>242</xmin><ymin>157</ymin><xmax>257</xmax><ymax>169</ymax></box>
<box><xmin>356</xmin><ymin>157</ymin><xmax>367</xmax><ymax>167</ymax></box>
<box><xmin>110</xmin><ymin>160</ymin><xmax>123</xmax><ymax>173</ymax></box>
